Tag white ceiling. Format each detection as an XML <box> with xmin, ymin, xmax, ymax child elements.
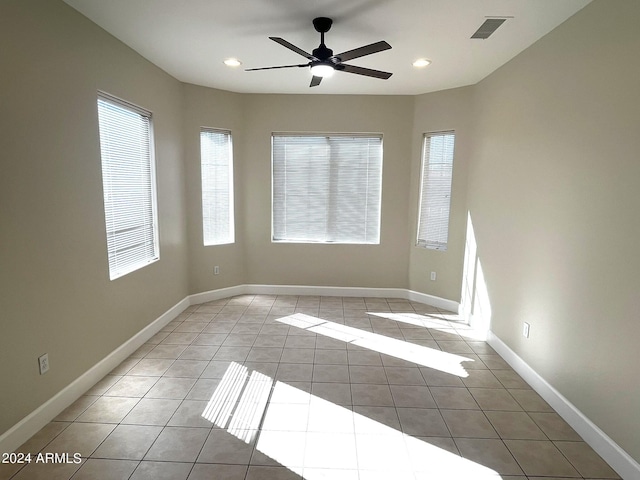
<box><xmin>63</xmin><ymin>0</ymin><xmax>591</xmax><ymax>95</ymax></box>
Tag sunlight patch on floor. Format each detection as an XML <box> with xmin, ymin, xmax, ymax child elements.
<box><xmin>367</xmin><ymin>311</ymin><xmax>452</xmax><ymax>329</ymax></box>
<box><xmin>202</xmin><ymin>362</ymin><xmax>503</xmax><ymax>479</ymax></box>
<box><xmin>277</xmin><ymin>313</ymin><xmax>471</xmax><ymax>377</ymax></box>
<box><xmin>202</xmin><ymin>362</ymin><xmax>271</xmax><ymax>443</ymax></box>
<box><xmin>367</xmin><ymin>311</ymin><xmax>486</xmax><ymax>341</ymax></box>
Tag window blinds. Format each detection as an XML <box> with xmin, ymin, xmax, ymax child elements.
<box><xmin>201</xmin><ymin>128</ymin><xmax>234</xmax><ymax>246</ymax></box>
<box><xmin>272</xmin><ymin>134</ymin><xmax>382</xmax><ymax>244</ymax></box>
<box><xmin>97</xmin><ymin>93</ymin><xmax>159</xmax><ymax>280</ymax></box>
<box><xmin>417</xmin><ymin>132</ymin><xmax>455</xmax><ymax>250</ymax></box>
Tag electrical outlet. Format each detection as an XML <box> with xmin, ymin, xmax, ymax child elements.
<box><xmin>523</xmin><ymin>322</ymin><xmax>530</xmax><ymax>338</ymax></box>
<box><xmin>38</xmin><ymin>354</ymin><xmax>49</xmax><ymax>375</ymax></box>
<box><xmin>430</xmin><ymin>271</ymin><xmax>437</xmax><ymax>281</ymax></box>
<box><xmin>214</xmin><ymin>266</ymin><xmax>220</xmax><ymax>275</ymax></box>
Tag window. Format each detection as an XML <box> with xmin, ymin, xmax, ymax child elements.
<box><xmin>97</xmin><ymin>93</ymin><xmax>159</xmax><ymax>280</ymax></box>
<box><xmin>201</xmin><ymin>128</ymin><xmax>234</xmax><ymax>245</ymax></box>
<box><xmin>417</xmin><ymin>131</ymin><xmax>455</xmax><ymax>251</ymax></box>
<box><xmin>272</xmin><ymin>134</ymin><xmax>383</xmax><ymax>244</ymax></box>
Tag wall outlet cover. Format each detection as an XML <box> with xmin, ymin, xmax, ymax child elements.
<box><xmin>38</xmin><ymin>354</ymin><xmax>49</xmax><ymax>375</ymax></box>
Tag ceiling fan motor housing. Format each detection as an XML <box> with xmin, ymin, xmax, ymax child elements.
<box><xmin>312</xmin><ymin>45</ymin><xmax>334</xmax><ymax>62</ymax></box>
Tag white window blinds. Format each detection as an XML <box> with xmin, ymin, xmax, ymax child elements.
<box><xmin>97</xmin><ymin>93</ymin><xmax>159</xmax><ymax>280</ymax></box>
<box><xmin>272</xmin><ymin>134</ymin><xmax>382</xmax><ymax>244</ymax></box>
<box><xmin>201</xmin><ymin>128</ymin><xmax>235</xmax><ymax>246</ymax></box>
<box><xmin>417</xmin><ymin>132</ymin><xmax>455</xmax><ymax>251</ymax></box>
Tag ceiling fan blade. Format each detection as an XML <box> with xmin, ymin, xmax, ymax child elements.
<box><xmin>245</xmin><ymin>64</ymin><xmax>308</xmax><ymax>71</ymax></box>
<box><xmin>334</xmin><ymin>41</ymin><xmax>391</xmax><ymax>62</ymax></box>
<box><xmin>310</xmin><ymin>76</ymin><xmax>322</xmax><ymax>87</ymax></box>
<box><xmin>339</xmin><ymin>64</ymin><xmax>393</xmax><ymax>79</ymax></box>
<box><xmin>269</xmin><ymin>37</ymin><xmax>318</xmax><ymax>60</ymax></box>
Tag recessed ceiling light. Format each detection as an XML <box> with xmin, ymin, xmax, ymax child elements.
<box><xmin>223</xmin><ymin>58</ymin><xmax>242</xmax><ymax>67</ymax></box>
<box><xmin>413</xmin><ymin>58</ymin><xmax>431</xmax><ymax>68</ymax></box>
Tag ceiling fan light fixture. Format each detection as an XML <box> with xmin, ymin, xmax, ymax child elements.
<box><xmin>413</xmin><ymin>58</ymin><xmax>431</xmax><ymax>68</ymax></box>
<box><xmin>310</xmin><ymin>63</ymin><xmax>335</xmax><ymax>78</ymax></box>
<box><xmin>223</xmin><ymin>58</ymin><xmax>242</xmax><ymax>67</ymax></box>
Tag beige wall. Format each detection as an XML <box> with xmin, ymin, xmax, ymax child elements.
<box><xmin>183</xmin><ymin>84</ymin><xmax>247</xmax><ymax>292</ymax></box>
<box><xmin>241</xmin><ymin>94</ymin><xmax>414</xmax><ymax>288</ymax></box>
<box><xmin>408</xmin><ymin>87</ymin><xmax>473</xmax><ymax>301</ymax></box>
<box><xmin>183</xmin><ymin>91</ymin><xmax>418</xmax><ymax>293</ymax></box>
<box><xmin>0</xmin><ymin>0</ymin><xmax>188</xmax><ymax>434</ymax></box>
<box><xmin>466</xmin><ymin>0</ymin><xmax>640</xmax><ymax>462</ymax></box>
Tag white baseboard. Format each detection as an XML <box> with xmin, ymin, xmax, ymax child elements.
<box><xmin>0</xmin><ymin>297</ymin><xmax>189</xmax><ymax>455</ymax></box>
<box><xmin>406</xmin><ymin>289</ymin><xmax>460</xmax><ymax>313</ymax></box>
<box><xmin>244</xmin><ymin>284</ymin><xmax>410</xmax><ymax>300</ymax></box>
<box><xmin>6</xmin><ymin>285</ymin><xmax>636</xmax><ymax>477</ymax></box>
<box><xmin>187</xmin><ymin>284</ymin><xmax>248</xmax><ymax>305</ymax></box>
<box><xmin>1</xmin><ymin>284</ymin><xmax>456</xmax><ymax>455</ymax></box>
<box><xmin>487</xmin><ymin>332</ymin><xmax>640</xmax><ymax>480</ymax></box>
<box><xmin>19</xmin><ymin>282</ymin><xmax>638</xmax><ymax>475</ymax></box>
<box><xmin>189</xmin><ymin>284</ymin><xmax>461</xmax><ymax>314</ymax></box>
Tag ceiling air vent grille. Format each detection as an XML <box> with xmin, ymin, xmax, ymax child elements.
<box><xmin>471</xmin><ymin>18</ymin><xmax>507</xmax><ymax>39</ymax></box>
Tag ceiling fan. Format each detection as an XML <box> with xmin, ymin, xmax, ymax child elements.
<box><xmin>246</xmin><ymin>17</ymin><xmax>392</xmax><ymax>87</ymax></box>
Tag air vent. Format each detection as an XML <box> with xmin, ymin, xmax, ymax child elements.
<box><xmin>471</xmin><ymin>18</ymin><xmax>507</xmax><ymax>39</ymax></box>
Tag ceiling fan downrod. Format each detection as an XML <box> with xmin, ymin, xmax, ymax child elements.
<box><xmin>312</xmin><ymin>17</ymin><xmax>334</xmax><ymax>61</ymax></box>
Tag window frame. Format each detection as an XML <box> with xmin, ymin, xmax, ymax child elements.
<box><xmin>416</xmin><ymin>131</ymin><xmax>455</xmax><ymax>251</ymax></box>
<box><xmin>200</xmin><ymin>127</ymin><xmax>235</xmax><ymax>246</ymax></box>
<box><xmin>97</xmin><ymin>91</ymin><xmax>159</xmax><ymax>280</ymax></box>
<box><xmin>271</xmin><ymin>132</ymin><xmax>383</xmax><ymax>245</ymax></box>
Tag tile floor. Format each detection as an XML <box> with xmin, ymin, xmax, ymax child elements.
<box><xmin>1</xmin><ymin>295</ymin><xmax>621</xmax><ymax>480</ymax></box>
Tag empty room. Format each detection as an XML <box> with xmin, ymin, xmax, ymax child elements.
<box><xmin>1</xmin><ymin>0</ymin><xmax>639</xmax><ymax>479</ymax></box>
